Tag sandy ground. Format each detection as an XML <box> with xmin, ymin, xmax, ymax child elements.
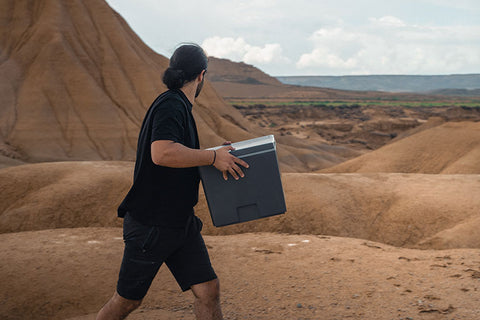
<box><xmin>1</xmin><ymin>228</ymin><xmax>480</xmax><ymax>320</ymax></box>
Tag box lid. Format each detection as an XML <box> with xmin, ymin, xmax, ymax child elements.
<box><xmin>207</xmin><ymin>135</ymin><xmax>276</xmax><ymax>158</ymax></box>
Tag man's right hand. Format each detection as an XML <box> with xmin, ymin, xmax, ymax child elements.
<box><xmin>213</xmin><ymin>146</ymin><xmax>249</xmax><ymax>180</ymax></box>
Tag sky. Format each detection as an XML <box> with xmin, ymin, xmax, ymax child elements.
<box><xmin>105</xmin><ymin>0</ymin><xmax>480</xmax><ymax>76</ymax></box>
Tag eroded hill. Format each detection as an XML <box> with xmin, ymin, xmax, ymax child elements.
<box><xmin>0</xmin><ymin>0</ymin><xmax>347</xmax><ymax>172</ymax></box>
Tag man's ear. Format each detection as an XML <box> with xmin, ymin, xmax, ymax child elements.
<box><xmin>198</xmin><ymin>69</ymin><xmax>206</xmax><ymax>82</ymax></box>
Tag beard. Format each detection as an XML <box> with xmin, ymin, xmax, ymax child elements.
<box><xmin>195</xmin><ymin>77</ymin><xmax>205</xmax><ymax>98</ymax></box>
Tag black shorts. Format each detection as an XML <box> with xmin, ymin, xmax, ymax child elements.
<box><xmin>116</xmin><ymin>212</ymin><xmax>217</xmax><ymax>300</ymax></box>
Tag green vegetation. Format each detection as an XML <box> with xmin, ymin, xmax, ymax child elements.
<box><xmin>229</xmin><ymin>99</ymin><xmax>480</xmax><ymax>109</ymax></box>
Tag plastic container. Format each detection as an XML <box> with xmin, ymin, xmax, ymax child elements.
<box><xmin>199</xmin><ymin>135</ymin><xmax>286</xmax><ymax>227</ymax></box>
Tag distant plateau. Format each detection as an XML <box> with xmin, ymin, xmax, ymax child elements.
<box><xmin>276</xmin><ymin>74</ymin><xmax>480</xmax><ymax>95</ymax></box>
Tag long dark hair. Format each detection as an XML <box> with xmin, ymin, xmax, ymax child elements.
<box><xmin>162</xmin><ymin>43</ymin><xmax>208</xmax><ymax>90</ymax></box>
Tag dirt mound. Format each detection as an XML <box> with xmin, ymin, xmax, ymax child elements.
<box><xmin>200</xmin><ymin>172</ymin><xmax>480</xmax><ymax>249</ymax></box>
<box><xmin>0</xmin><ymin>154</ymin><xmax>24</xmax><ymax>169</ymax></box>
<box><xmin>2</xmin><ymin>162</ymin><xmax>479</xmax><ymax>249</ymax></box>
<box><xmin>0</xmin><ymin>161</ymin><xmax>130</xmax><ymax>233</ymax></box>
<box><xmin>321</xmin><ymin>121</ymin><xmax>480</xmax><ymax>174</ymax></box>
<box><xmin>207</xmin><ymin>57</ymin><xmax>283</xmax><ymax>86</ymax></box>
<box><xmin>415</xmin><ymin>215</ymin><xmax>480</xmax><ymax>249</ymax></box>
<box><xmin>390</xmin><ymin>116</ymin><xmax>446</xmax><ymax>142</ymax></box>
<box><xmin>2</xmin><ymin>228</ymin><xmax>480</xmax><ymax>320</ymax></box>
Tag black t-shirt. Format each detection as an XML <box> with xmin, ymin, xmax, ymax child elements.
<box><xmin>118</xmin><ymin>89</ymin><xmax>200</xmax><ymax>227</ymax></box>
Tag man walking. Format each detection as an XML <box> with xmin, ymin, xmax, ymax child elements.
<box><xmin>96</xmin><ymin>43</ymin><xmax>248</xmax><ymax>320</ymax></box>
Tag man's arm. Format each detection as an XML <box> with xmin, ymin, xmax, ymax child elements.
<box><xmin>151</xmin><ymin>140</ymin><xmax>249</xmax><ymax>180</ymax></box>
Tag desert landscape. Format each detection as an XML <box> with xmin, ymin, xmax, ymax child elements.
<box><xmin>1</xmin><ymin>0</ymin><xmax>479</xmax><ymax>320</ymax></box>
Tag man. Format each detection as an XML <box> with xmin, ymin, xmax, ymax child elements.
<box><xmin>96</xmin><ymin>43</ymin><xmax>248</xmax><ymax>320</ymax></box>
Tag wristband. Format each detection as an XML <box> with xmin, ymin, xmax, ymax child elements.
<box><xmin>211</xmin><ymin>150</ymin><xmax>216</xmax><ymax>166</ymax></box>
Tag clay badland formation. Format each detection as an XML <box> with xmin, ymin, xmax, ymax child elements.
<box><xmin>0</xmin><ymin>0</ymin><xmax>479</xmax><ymax>319</ymax></box>
<box><xmin>0</xmin><ymin>0</ymin><xmax>355</xmax><ymax>172</ymax></box>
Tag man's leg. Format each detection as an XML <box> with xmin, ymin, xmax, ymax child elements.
<box><xmin>99</xmin><ymin>213</ymin><xmax>165</xmax><ymax>319</ymax></box>
<box><xmin>191</xmin><ymin>278</ymin><xmax>223</xmax><ymax>320</ymax></box>
<box><xmin>96</xmin><ymin>291</ymin><xmax>142</xmax><ymax>320</ymax></box>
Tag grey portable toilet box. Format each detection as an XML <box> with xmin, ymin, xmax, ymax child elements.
<box><xmin>199</xmin><ymin>135</ymin><xmax>286</xmax><ymax>227</ymax></box>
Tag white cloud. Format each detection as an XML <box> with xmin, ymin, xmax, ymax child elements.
<box><xmin>243</xmin><ymin>44</ymin><xmax>287</xmax><ymax>64</ymax></box>
<box><xmin>202</xmin><ymin>36</ymin><xmax>289</xmax><ymax>65</ymax></box>
<box><xmin>369</xmin><ymin>16</ymin><xmax>406</xmax><ymax>27</ymax></box>
<box><xmin>297</xmin><ymin>48</ymin><xmax>357</xmax><ymax>70</ymax></box>
<box><xmin>296</xmin><ymin>18</ymin><xmax>480</xmax><ymax>75</ymax></box>
<box><xmin>201</xmin><ymin>37</ymin><xmax>249</xmax><ymax>61</ymax></box>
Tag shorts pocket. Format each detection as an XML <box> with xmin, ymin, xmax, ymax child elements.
<box><xmin>141</xmin><ymin>227</ymin><xmax>158</xmax><ymax>253</ymax></box>
<box><xmin>117</xmin><ymin>257</ymin><xmax>161</xmax><ymax>300</ymax></box>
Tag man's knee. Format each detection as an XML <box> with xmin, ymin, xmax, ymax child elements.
<box><xmin>114</xmin><ymin>291</ymin><xmax>142</xmax><ymax>313</ymax></box>
<box><xmin>96</xmin><ymin>292</ymin><xmax>142</xmax><ymax>320</ymax></box>
<box><xmin>192</xmin><ymin>278</ymin><xmax>220</xmax><ymax>303</ymax></box>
